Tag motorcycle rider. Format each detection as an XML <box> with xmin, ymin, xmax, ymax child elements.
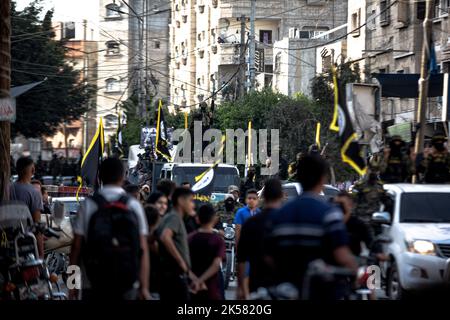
<box><xmin>265</xmin><ymin>155</ymin><xmax>357</xmax><ymax>300</ymax></box>
<box><xmin>10</xmin><ymin>157</ymin><xmax>44</xmax><ymax>258</ymax></box>
<box><xmin>216</xmin><ymin>195</ymin><xmax>237</xmax><ymax>225</ymax></box>
<box><xmin>333</xmin><ymin>192</ymin><xmax>387</xmax><ymax>300</ymax></box>
<box><xmin>352</xmin><ymin>168</ymin><xmax>390</xmax><ymax>226</ymax></box>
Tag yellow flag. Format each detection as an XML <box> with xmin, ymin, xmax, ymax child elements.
<box><xmin>315</xmin><ymin>122</ymin><xmax>321</xmax><ymax>148</ymax></box>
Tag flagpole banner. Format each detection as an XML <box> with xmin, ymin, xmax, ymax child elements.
<box><xmin>79</xmin><ymin>118</ymin><xmax>105</xmax><ymax>190</ymax></box>
<box><xmin>192</xmin><ymin>136</ymin><xmax>226</xmax><ymax>203</ymax></box>
<box><xmin>155</xmin><ymin>100</ymin><xmax>172</xmax><ymax>162</ymax></box>
<box><xmin>315</xmin><ymin>122</ymin><xmax>321</xmax><ymax>148</ymax></box>
<box><xmin>116</xmin><ymin>111</ymin><xmax>124</xmax><ymax>159</ymax></box>
<box><xmin>331</xmin><ymin>69</ymin><xmax>367</xmax><ymax>176</ymax></box>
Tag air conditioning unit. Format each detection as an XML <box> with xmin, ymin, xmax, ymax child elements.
<box><xmin>306</xmin><ymin>0</ymin><xmax>326</xmax><ymax>5</ymax></box>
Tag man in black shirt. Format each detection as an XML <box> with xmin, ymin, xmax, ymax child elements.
<box><xmin>236</xmin><ymin>178</ymin><xmax>284</xmax><ymax>299</ymax></box>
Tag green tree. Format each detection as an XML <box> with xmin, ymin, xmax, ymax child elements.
<box><xmin>11</xmin><ymin>0</ymin><xmax>94</xmax><ymax>138</ymax></box>
<box><xmin>214</xmin><ymin>88</ymin><xmax>288</xmax><ymax>131</ymax></box>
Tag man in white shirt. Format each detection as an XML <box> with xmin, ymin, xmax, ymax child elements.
<box><xmin>69</xmin><ymin>158</ymin><xmax>150</xmax><ymax>300</ymax></box>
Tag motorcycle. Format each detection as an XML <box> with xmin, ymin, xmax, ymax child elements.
<box><xmin>221</xmin><ymin>222</ymin><xmax>236</xmax><ymax>290</ymax></box>
<box><xmin>0</xmin><ymin>202</ymin><xmax>66</xmax><ymax>300</ymax></box>
<box><xmin>42</xmin><ymin>202</ymin><xmax>74</xmax><ymax>284</ymax></box>
<box><xmin>354</xmin><ymin>235</ymin><xmax>392</xmax><ymax>300</ymax></box>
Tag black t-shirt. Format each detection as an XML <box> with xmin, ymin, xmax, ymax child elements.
<box><xmin>237</xmin><ymin>208</ymin><xmax>276</xmax><ymax>292</ymax></box>
<box><xmin>346</xmin><ymin>216</ymin><xmax>374</xmax><ymax>256</ymax></box>
<box><xmin>184</xmin><ymin>216</ymin><xmax>199</xmax><ymax>234</ymax></box>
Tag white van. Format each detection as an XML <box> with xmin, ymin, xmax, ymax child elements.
<box><xmin>159</xmin><ymin>163</ymin><xmax>240</xmax><ymax>193</ymax></box>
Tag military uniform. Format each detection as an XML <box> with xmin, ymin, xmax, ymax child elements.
<box><xmin>352</xmin><ymin>179</ymin><xmax>388</xmax><ymax>224</ymax></box>
<box><xmin>215</xmin><ymin>200</ymin><xmax>243</xmax><ymax>224</ymax></box>
<box><xmin>419</xmin><ymin>134</ymin><xmax>450</xmax><ymax>184</ymax></box>
<box><xmin>378</xmin><ymin>136</ymin><xmax>414</xmax><ymax>183</ymax></box>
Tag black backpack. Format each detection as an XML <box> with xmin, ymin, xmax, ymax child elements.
<box><xmin>83</xmin><ymin>193</ymin><xmax>142</xmax><ymax>294</ymax></box>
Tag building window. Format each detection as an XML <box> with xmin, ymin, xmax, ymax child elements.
<box><xmin>259</xmin><ymin>30</ymin><xmax>272</xmax><ymax>44</ymax></box>
<box><xmin>105</xmin><ymin>78</ymin><xmax>120</xmax><ymax>93</ymax></box>
<box><xmin>417</xmin><ymin>1</ymin><xmax>426</xmax><ymax>20</ymax></box>
<box><xmin>351</xmin><ymin>9</ymin><xmax>361</xmax><ymax>37</ymax></box>
<box><xmin>397</xmin><ymin>1</ymin><xmax>409</xmax><ymax>26</ymax></box>
<box><xmin>106</xmin><ymin>41</ymin><xmax>120</xmax><ymax>55</ymax></box>
<box><xmin>155</xmin><ymin>41</ymin><xmax>160</xmax><ymax>49</ymax></box>
<box><xmin>105</xmin><ymin>3</ymin><xmax>121</xmax><ymax>19</ymax></box>
<box><xmin>62</xmin><ymin>22</ymin><xmax>76</xmax><ymax>39</ymax></box>
<box><xmin>435</xmin><ymin>0</ymin><xmax>449</xmax><ymax>17</ymax></box>
<box><xmin>380</xmin><ymin>0</ymin><xmax>391</xmax><ymax>26</ymax></box>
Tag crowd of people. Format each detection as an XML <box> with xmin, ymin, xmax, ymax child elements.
<box><xmin>62</xmin><ymin>154</ymin><xmax>386</xmax><ymax>301</ymax></box>
<box><xmin>5</xmin><ymin>131</ymin><xmax>450</xmax><ymax>301</ymax></box>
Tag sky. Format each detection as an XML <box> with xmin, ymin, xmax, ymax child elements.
<box><xmin>15</xmin><ymin>0</ymin><xmax>99</xmax><ymax>24</ymax></box>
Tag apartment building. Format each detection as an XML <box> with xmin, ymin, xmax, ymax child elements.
<box><xmin>42</xmin><ymin>20</ymin><xmax>98</xmax><ymax>159</ymax></box>
<box><xmin>98</xmin><ymin>0</ymin><xmax>170</xmax><ymax>139</ymax></box>
<box><xmin>351</xmin><ymin>0</ymin><xmax>450</xmax><ymax>134</ymax></box>
<box><xmin>97</xmin><ymin>0</ymin><xmax>133</xmax><ymax>139</ymax></box>
<box><xmin>169</xmin><ymin>0</ymin><xmax>348</xmax><ymax>110</ymax></box>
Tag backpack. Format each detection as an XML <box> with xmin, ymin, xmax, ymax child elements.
<box><xmin>83</xmin><ymin>193</ymin><xmax>142</xmax><ymax>294</ymax></box>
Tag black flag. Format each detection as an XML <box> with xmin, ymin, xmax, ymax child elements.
<box><xmin>155</xmin><ymin>100</ymin><xmax>172</xmax><ymax>161</ymax></box>
<box><xmin>192</xmin><ymin>136</ymin><xmax>225</xmax><ymax>203</ymax></box>
<box><xmin>79</xmin><ymin>118</ymin><xmax>104</xmax><ymax>188</ymax></box>
<box><xmin>330</xmin><ymin>69</ymin><xmax>367</xmax><ymax>176</ymax></box>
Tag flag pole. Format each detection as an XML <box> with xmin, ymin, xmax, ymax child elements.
<box><xmin>413</xmin><ymin>0</ymin><xmax>435</xmax><ymax>184</ymax></box>
<box><xmin>315</xmin><ymin>122</ymin><xmax>321</xmax><ymax>148</ymax></box>
<box><xmin>155</xmin><ymin>100</ymin><xmax>162</xmax><ymax>155</ymax></box>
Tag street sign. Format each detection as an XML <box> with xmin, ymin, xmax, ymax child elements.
<box><xmin>0</xmin><ymin>97</ymin><xmax>16</xmax><ymax>122</ymax></box>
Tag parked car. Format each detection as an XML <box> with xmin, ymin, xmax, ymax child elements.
<box><xmin>267</xmin><ymin>182</ymin><xmax>339</xmax><ymax>202</ymax></box>
<box><xmin>373</xmin><ymin>184</ymin><xmax>450</xmax><ymax>299</ymax></box>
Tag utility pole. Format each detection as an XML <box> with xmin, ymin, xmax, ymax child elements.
<box><xmin>237</xmin><ymin>15</ymin><xmax>246</xmax><ymax>98</ymax></box>
<box><xmin>413</xmin><ymin>0</ymin><xmax>435</xmax><ymax>183</ymax></box>
<box><xmin>248</xmin><ymin>0</ymin><xmax>256</xmax><ymax>91</ymax></box>
<box><xmin>125</xmin><ymin>1</ymin><xmax>145</xmax><ymax>120</ymax></box>
<box><xmin>138</xmin><ymin>3</ymin><xmax>145</xmax><ymax>122</ymax></box>
<box><xmin>0</xmin><ymin>0</ymin><xmax>11</xmax><ymax>201</ymax></box>
<box><xmin>82</xmin><ymin>19</ymin><xmax>88</xmax><ymax>154</ymax></box>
